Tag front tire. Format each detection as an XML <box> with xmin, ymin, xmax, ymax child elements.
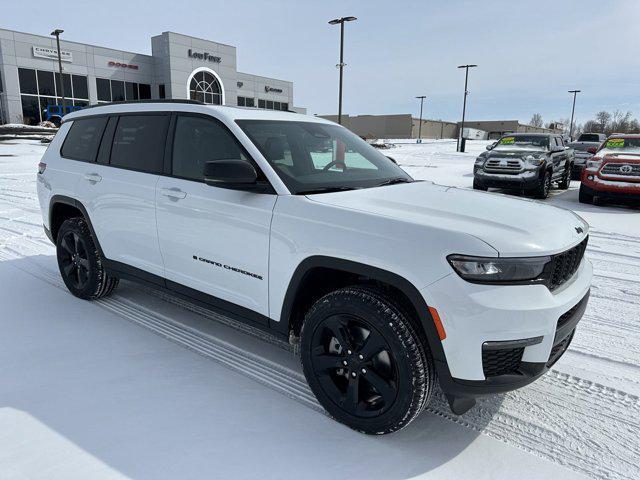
<box><xmin>578</xmin><ymin>185</ymin><xmax>593</xmax><ymax>204</ymax></box>
<box><xmin>473</xmin><ymin>180</ymin><xmax>488</xmax><ymax>191</ymax></box>
<box><xmin>56</xmin><ymin>217</ymin><xmax>119</xmax><ymax>300</ymax></box>
<box><xmin>535</xmin><ymin>170</ymin><xmax>552</xmax><ymax>199</ymax></box>
<box><xmin>300</xmin><ymin>286</ymin><xmax>434</xmax><ymax>435</ymax></box>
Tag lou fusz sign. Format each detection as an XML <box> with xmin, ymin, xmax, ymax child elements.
<box><xmin>32</xmin><ymin>46</ymin><xmax>73</xmax><ymax>62</ymax></box>
<box><xmin>187</xmin><ymin>49</ymin><xmax>221</xmax><ymax>63</ymax></box>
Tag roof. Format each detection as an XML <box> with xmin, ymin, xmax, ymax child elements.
<box><xmin>63</xmin><ymin>101</ymin><xmax>334</xmax><ymax>125</ymax></box>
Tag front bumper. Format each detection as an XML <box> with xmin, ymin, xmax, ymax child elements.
<box><xmin>474</xmin><ymin>169</ymin><xmax>540</xmax><ymax>190</ymax></box>
<box><xmin>420</xmin><ymin>258</ymin><xmax>592</xmax><ymax>397</ymax></box>
<box><xmin>581</xmin><ymin>173</ymin><xmax>640</xmax><ymax>202</ymax></box>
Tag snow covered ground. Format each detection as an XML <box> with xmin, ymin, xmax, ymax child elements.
<box><xmin>0</xmin><ymin>139</ymin><xmax>638</xmax><ymax>480</ymax></box>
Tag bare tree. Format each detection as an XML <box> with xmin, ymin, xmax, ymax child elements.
<box><xmin>595</xmin><ymin>111</ymin><xmax>611</xmax><ymax>133</ymax></box>
<box><xmin>529</xmin><ymin>113</ymin><xmax>544</xmax><ymax>127</ymax></box>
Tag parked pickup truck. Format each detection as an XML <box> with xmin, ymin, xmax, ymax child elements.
<box><xmin>568</xmin><ymin>133</ymin><xmax>607</xmax><ymax>179</ymax></box>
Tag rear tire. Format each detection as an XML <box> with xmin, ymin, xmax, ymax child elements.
<box><xmin>578</xmin><ymin>186</ymin><xmax>593</xmax><ymax>204</ymax></box>
<box><xmin>300</xmin><ymin>286</ymin><xmax>434</xmax><ymax>435</ymax></box>
<box><xmin>535</xmin><ymin>170</ymin><xmax>552</xmax><ymax>199</ymax></box>
<box><xmin>559</xmin><ymin>164</ymin><xmax>571</xmax><ymax>190</ymax></box>
<box><xmin>56</xmin><ymin>217</ymin><xmax>119</xmax><ymax>300</ymax></box>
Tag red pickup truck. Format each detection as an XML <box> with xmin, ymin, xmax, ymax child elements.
<box><xmin>579</xmin><ymin>134</ymin><xmax>640</xmax><ymax>205</ymax></box>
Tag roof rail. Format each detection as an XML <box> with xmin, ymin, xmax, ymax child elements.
<box><xmin>82</xmin><ymin>99</ymin><xmax>206</xmax><ymax>109</ymax></box>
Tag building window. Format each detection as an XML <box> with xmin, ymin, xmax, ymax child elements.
<box><xmin>282</xmin><ymin>103</ymin><xmax>288</xmax><ymax>111</ymax></box>
<box><xmin>96</xmin><ymin>78</ymin><xmax>152</xmax><ymax>103</ymax></box>
<box><xmin>258</xmin><ymin>99</ymin><xmax>266</xmax><ymax>109</ymax></box>
<box><xmin>237</xmin><ymin>96</ymin><xmax>255</xmax><ymax>108</ymax></box>
<box><xmin>159</xmin><ymin>84</ymin><xmax>166</xmax><ymax>99</ymax></box>
<box><xmin>18</xmin><ymin>68</ymin><xmax>89</xmax><ymax>125</ymax></box>
<box><xmin>256</xmin><ymin>98</ymin><xmax>287</xmax><ymax>111</ymax></box>
<box><xmin>189</xmin><ymin>71</ymin><xmax>222</xmax><ymax>105</ymax></box>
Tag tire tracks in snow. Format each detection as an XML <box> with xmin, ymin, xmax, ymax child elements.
<box><xmin>0</xmin><ymin>245</ymin><xmax>639</xmax><ymax>480</ymax></box>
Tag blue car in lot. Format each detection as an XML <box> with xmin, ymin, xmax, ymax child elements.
<box><xmin>43</xmin><ymin>104</ymin><xmax>84</xmax><ymax>126</ymax></box>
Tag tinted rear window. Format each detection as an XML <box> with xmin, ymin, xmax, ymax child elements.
<box><xmin>578</xmin><ymin>134</ymin><xmax>602</xmax><ymax>142</ymax></box>
<box><xmin>61</xmin><ymin>117</ymin><xmax>108</xmax><ymax>161</ymax></box>
<box><xmin>110</xmin><ymin>115</ymin><xmax>170</xmax><ymax>174</ymax></box>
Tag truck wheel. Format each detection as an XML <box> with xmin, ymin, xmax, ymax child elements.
<box><xmin>578</xmin><ymin>185</ymin><xmax>593</xmax><ymax>204</ymax></box>
<box><xmin>300</xmin><ymin>286</ymin><xmax>434</xmax><ymax>435</ymax></box>
<box><xmin>559</xmin><ymin>165</ymin><xmax>571</xmax><ymax>190</ymax></box>
<box><xmin>56</xmin><ymin>217</ymin><xmax>119</xmax><ymax>300</ymax></box>
<box><xmin>535</xmin><ymin>171</ymin><xmax>552</xmax><ymax>199</ymax></box>
<box><xmin>473</xmin><ymin>180</ymin><xmax>488</xmax><ymax>191</ymax></box>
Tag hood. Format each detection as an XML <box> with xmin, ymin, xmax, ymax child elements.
<box><xmin>486</xmin><ymin>148</ymin><xmax>543</xmax><ymax>158</ymax></box>
<box><xmin>306</xmin><ymin>182</ymin><xmax>588</xmax><ymax>257</ymax></box>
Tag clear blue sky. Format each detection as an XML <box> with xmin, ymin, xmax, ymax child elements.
<box><xmin>3</xmin><ymin>0</ymin><xmax>638</xmax><ymax>124</ymax></box>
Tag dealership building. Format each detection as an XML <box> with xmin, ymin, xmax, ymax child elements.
<box><xmin>0</xmin><ymin>28</ymin><xmax>303</xmax><ymax>125</ymax></box>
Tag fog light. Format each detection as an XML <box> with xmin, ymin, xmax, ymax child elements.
<box><xmin>587</xmin><ymin>175</ymin><xmax>594</xmax><ymax>180</ymax></box>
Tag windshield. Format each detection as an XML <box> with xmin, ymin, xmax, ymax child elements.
<box><xmin>578</xmin><ymin>134</ymin><xmax>602</xmax><ymax>142</ymax></box>
<box><xmin>237</xmin><ymin>120</ymin><xmax>413</xmax><ymax>194</ymax></box>
<box><xmin>597</xmin><ymin>137</ymin><xmax>640</xmax><ymax>157</ymax></box>
<box><xmin>493</xmin><ymin>135</ymin><xmax>549</xmax><ymax>151</ymax></box>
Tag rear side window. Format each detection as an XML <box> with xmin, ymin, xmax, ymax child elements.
<box><xmin>60</xmin><ymin>117</ymin><xmax>108</xmax><ymax>161</ymax></box>
<box><xmin>110</xmin><ymin>115</ymin><xmax>170</xmax><ymax>174</ymax></box>
<box><xmin>172</xmin><ymin>115</ymin><xmax>248</xmax><ymax>181</ymax></box>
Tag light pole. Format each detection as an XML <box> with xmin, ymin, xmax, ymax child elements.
<box><xmin>50</xmin><ymin>29</ymin><xmax>66</xmax><ymax>114</ymax></box>
<box><xmin>415</xmin><ymin>96</ymin><xmax>426</xmax><ymax>143</ymax></box>
<box><xmin>328</xmin><ymin>16</ymin><xmax>357</xmax><ymax>125</ymax></box>
<box><xmin>457</xmin><ymin>64</ymin><xmax>477</xmax><ymax>152</ymax></box>
<box><xmin>568</xmin><ymin>89</ymin><xmax>581</xmax><ymax>140</ymax></box>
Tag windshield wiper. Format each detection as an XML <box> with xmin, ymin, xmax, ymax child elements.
<box><xmin>296</xmin><ymin>186</ymin><xmax>359</xmax><ymax>195</ymax></box>
<box><xmin>376</xmin><ymin>177</ymin><xmax>413</xmax><ymax>187</ymax></box>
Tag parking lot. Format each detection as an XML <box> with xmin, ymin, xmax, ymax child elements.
<box><xmin>0</xmin><ymin>138</ymin><xmax>638</xmax><ymax>480</ymax></box>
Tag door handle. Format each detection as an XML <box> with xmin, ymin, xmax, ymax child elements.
<box><xmin>84</xmin><ymin>173</ymin><xmax>102</xmax><ymax>183</ymax></box>
<box><xmin>160</xmin><ymin>188</ymin><xmax>187</xmax><ymax>200</ymax></box>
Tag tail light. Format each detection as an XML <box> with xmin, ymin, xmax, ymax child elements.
<box><xmin>38</xmin><ymin>162</ymin><xmax>47</xmax><ymax>174</ymax></box>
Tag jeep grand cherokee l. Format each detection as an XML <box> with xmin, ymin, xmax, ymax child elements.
<box><xmin>473</xmin><ymin>133</ymin><xmax>574</xmax><ymax>198</ymax></box>
<box><xmin>37</xmin><ymin>101</ymin><xmax>592</xmax><ymax>434</ymax></box>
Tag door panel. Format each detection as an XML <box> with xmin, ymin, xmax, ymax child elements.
<box><xmin>77</xmin><ymin>114</ymin><xmax>169</xmax><ymax>277</ymax></box>
<box><xmin>156</xmin><ymin>113</ymin><xmax>276</xmax><ymax>316</ymax></box>
<box><xmin>156</xmin><ymin>178</ymin><xmax>276</xmax><ymax>315</ymax></box>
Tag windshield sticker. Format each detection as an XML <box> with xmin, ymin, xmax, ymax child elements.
<box><xmin>605</xmin><ymin>139</ymin><xmax>625</xmax><ymax>148</ymax></box>
<box><xmin>499</xmin><ymin>137</ymin><xmax>515</xmax><ymax>145</ymax></box>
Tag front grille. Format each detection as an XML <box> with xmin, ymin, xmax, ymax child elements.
<box><xmin>482</xmin><ymin>347</ymin><xmax>524</xmax><ymax>377</ymax></box>
<box><xmin>484</xmin><ymin>158</ymin><xmax>523</xmax><ymax>174</ymax></box>
<box><xmin>547</xmin><ymin>330</ymin><xmax>575</xmax><ymax>368</ymax></box>
<box><xmin>600</xmin><ymin>163</ymin><xmax>640</xmax><ymax>177</ymax></box>
<box><xmin>548</xmin><ymin>237</ymin><xmax>588</xmax><ymax>290</ymax></box>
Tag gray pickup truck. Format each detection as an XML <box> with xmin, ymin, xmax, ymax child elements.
<box><xmin>568</xmin><ymin>133</ymin><xmax>606</xmax><ymax>179</ymax></box>
<box><xmin>473</xmin><ymin>133</ymin><xmax>573</xmax><ymax>199</ymax></box>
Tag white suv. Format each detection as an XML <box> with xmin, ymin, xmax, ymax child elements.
<box><xmin>37</xmin><ymin>101</ymin><xmax>592</xmax><ymax>434</ymax></box>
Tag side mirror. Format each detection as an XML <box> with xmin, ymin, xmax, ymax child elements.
<box><xmin>587</xmin><ymin>147</ymin><xmax>597</xmax><ymax>154</ymax></box>
<box><xmin>203</xmin><ymin>160</ymin><xmax>258</xmax><ymax>188</ymax></box>
<box><xmin>386</xmin><ymin>156</ymin><xmax>397</xmax><ymax>164</ymax></box>
<box><xmin>486</xmin><ymin>143</ymin><xmax>496</xmax><ymax>150</ymax></box>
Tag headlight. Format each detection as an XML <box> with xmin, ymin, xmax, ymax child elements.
<box><xmin>586</xmin><ymin>158</ymin><xmax>602</xmax><ymax>170</ymax></box>
<box><xmin>447</xmin><ymin>254</ymin><xmax>550</xmax><ymax>284</ymax></box>
<box><xmin>474</xmin><ymin>156</ymin><xmax>485</xmax><ymax>165</ymax></box>
<box><xmin>523</xmin><ymin>154</ymin><xmax>544</xmax><ymax>166</ymax></box>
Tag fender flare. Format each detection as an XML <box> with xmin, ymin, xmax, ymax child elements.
<box><xmin>277</xmin><ymin>255</ymin><xmax>447</xmax><ymax>364</ymax></box>
<box><xmin>49</xmin><ymin>195</ymin><xmax>104</xmax><ymax>257</ymax></box>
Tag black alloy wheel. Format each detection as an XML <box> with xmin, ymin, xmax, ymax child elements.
<box><xmin>309</xmin><ymin>314</ymin><xmax>398</xmax><ymax>418</ymax></box>
<box><xmin>56</xmin><ymin>217</ymin><xmax>119</xmax><ymax>300</ymax></box>
<box><xmin>301</xmin><ymin>286</ymin><xmax>434</xmax><ymax>434</ymax></box>
<box><xmin>59</xmin><ymin>230</ymin><xmax>91</xmax><ymax>290</ymax></box>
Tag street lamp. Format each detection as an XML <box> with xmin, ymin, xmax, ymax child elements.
<box><xmin>50</xmin><ymin>29</ymin><xmax>66</xmax><ymax>114</ymax></box>
<box><xmin>568</xmin><ymin>90</ymin><xmax>581</xmax><ymax>141</ymax></box>
<box><xmin>328</xmin><ymin>16</ymin><xmax>357</xmax><ymax>125</ymax></box>
<box><xmin>457</xmin><ymin>64</ymin><xmax>477</xmax><ymax>152</ymax></box>
<box><xmin>415</xmin><ymin>96</ymin><xmax>426</xmax><ymax>143</ymax></box>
